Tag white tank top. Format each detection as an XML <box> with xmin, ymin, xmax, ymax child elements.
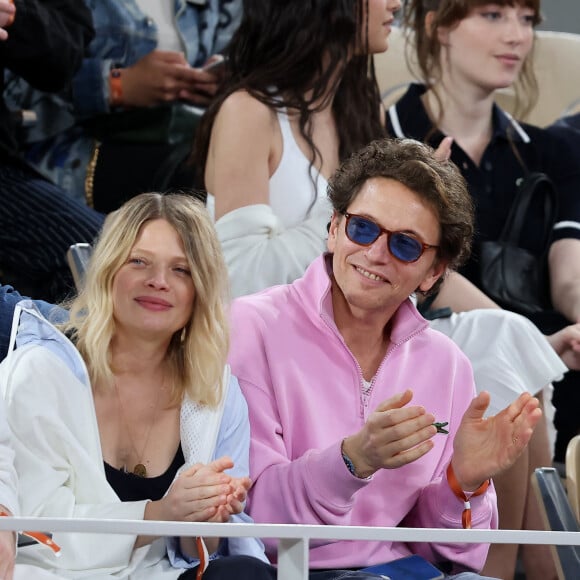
<box><xmin>268</xmin><ymin>108</ymin><xmax>328</xmax><ymax>227</ymax></box>
<box><xmin>207</xmin><ymin>108</ymin><xmax>328</xmax><ymax>226</ymax></box>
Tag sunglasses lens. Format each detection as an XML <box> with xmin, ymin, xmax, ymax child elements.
<box><xmin>346</xmin><ymin>216</ymin><xmax>380</xmax><ymax>245</ymax></box>
<box><xmin>345</xmin><ymin>214</ymin><xmax>426</xmax><ymax>262</ymax></box>
<box><xmin>389</xmin><ymin>233</ymin><xmax>423</xmax><ymax>262</ymax></box>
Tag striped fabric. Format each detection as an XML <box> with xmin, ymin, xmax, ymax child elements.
<box><xmin>0</xmin><ymin>165</ymin><xmax>105</xmax><ymax>302</ymax></box>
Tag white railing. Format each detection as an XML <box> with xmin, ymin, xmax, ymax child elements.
<box><xmin>1</xmin><ymin>518</ymin><xmax>579</xmax><ymax>579</ymax></box>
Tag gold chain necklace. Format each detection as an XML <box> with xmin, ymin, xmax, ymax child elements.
<box><xmin>115</xmin><ymin>381</ymin><xmax>163</xmax><ymax>478</ymax></box>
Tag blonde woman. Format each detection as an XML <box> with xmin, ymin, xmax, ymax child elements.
<box><xmin>0</xmin><ymin>193</ymin><xmax>274</xmax><ymax>579</ymax></box>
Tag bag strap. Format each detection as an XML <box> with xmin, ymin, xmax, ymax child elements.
<box><xmin>498</xmin><ymin>171</ymin><xmax>558</xmax><ymax>252</ymax></box>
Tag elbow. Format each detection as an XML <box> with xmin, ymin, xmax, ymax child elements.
<box><xmin>550</xmin><ymin>280</ymin><xmax>580</xmax><ymax>323</ymax></box>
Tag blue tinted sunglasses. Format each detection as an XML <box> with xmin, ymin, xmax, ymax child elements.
<box><xmin>344</xmin><ymin>213</ymin><xmax>438</xmax><ymax>263</ymax></box>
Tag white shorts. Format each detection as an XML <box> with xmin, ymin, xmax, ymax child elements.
<box><xmin>429</xmin><ymin>309</ymin><xmax>566</xmax><ymax>417</ymax></box>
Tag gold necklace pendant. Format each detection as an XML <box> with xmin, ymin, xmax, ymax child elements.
<box><xmin>133</xmin><ymin>463</ymin><xmax>147</xmax><ymax>478</ymax></box>
<box><xmin>114</xmin><ymin>379</ymin><xmax>165</xmax><ymax>482</ymax></box>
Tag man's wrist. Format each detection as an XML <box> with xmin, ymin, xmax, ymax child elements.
<box><xmin>341</xmin><ymin>439</ymin><xmax>373</xmax><ymax>479</ymax></box>
<box><xmin>449</xmin><ymin>459</ymin><xmax>489</xmax><ymax>492</ymax></box>
<box><xmin>446</xmin><ymin>462</ymin><xmax>490</xmax><ymax>529</ymax></box>
<box><xmin>109</xmin><ymin>68</ymin><xmax>123</xmax><ymax>107</ymax></box>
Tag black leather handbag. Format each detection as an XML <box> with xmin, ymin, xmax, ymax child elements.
<box><xmin>478</xmin><ymin>171</ymin><xmax>558</xmax><ymax>315</ymax></box>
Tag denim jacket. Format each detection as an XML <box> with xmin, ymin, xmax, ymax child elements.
<box><xmin>74</xmin><ymin>0</ymin><xmax>241</xmax><ymax>116</ymax></box>
<box><xmin>5</xmin><ymin>0</ymin><xmax>241</xmax><ymax>201</ymax></box>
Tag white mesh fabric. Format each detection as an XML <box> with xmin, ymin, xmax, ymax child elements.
<box><xmin>176</xmin><ymin>365</ymin><xmax>231</xmax><ymax>474</ymax></box>
<box><xmin>180</xmin><ymin>397</ymin><xmax>214</xmax><ymax>468</ymax></box>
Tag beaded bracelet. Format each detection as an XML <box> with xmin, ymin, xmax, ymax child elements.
<box><xmin>446</xmin><ymin>463</ymin><xmax>490</xmax><ymax>529</ymax></box>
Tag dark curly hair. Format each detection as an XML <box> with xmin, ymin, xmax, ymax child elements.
<box><xmin>328</xmin><ymin>138</ymin><xmax>474</xmax><ymax>292</ymax></box>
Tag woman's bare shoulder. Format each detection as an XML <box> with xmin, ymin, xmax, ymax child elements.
<box><xmin>216</xmin><ymin>89</ymin><xmax>277</xmax><ymax>129</ymax></box>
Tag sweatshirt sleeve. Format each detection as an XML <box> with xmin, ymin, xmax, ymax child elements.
<box><xmin>2</xmin><ymin>0</ymin><xmax>94</xmax><ymax>91</ymax></box>
<box><xmin>229</xmin><ymin>303</ymin><xmax>371</xmax><ymax>533</ymax></box>
<box><xmin>245</xmin><ymin>387</ymin><xmax>372</xmax><ymax>528</ymax></box>
<box><xmin>402</xmin><ymin>354</ymin><xmax>498</xmax><ymax>573</ymax></box>
<box><xmin>402</xmin><ymin>470</ymin><xmax>497</xmax><ymax>573</ymax></box>
<box><xmin>0</xmin><ymin>345</ymin><xmax>151</xmax><ymax>572</ymax></box>
<box><xmin>215</xmin><ymin>199</ymin><xmax>331</xmax><ymax>297</ymax></box>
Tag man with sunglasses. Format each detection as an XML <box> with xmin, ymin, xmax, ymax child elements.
<box><xmin>228</xmin><ymin>138</ymin><xmax>541</xmax><ymax>579</ymax></box>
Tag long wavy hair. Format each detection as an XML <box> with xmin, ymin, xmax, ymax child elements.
<box><xmin>403</xmin><ymin>0</ymin><xmax>542</xmax><ymax>120</ymax></box>
<box><xmin>61</xmin><ymin>193</ymin><xmax>230</xmax><ymax>408</ymax></box>
<box><xmin>191</xmin><ymin>0</ymin><xmax>386</xmax><ymax>191</ymax></box>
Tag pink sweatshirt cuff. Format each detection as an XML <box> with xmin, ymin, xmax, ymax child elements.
<box><xmin>303</xmin><ymin>441</ymin><xmax>373</xmax><ymax>507</ymax></box>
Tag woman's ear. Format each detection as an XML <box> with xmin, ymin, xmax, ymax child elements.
<box><xmin>425</xmin><ymin>10</ymin><xmax>449</xmax><ymax>45</ymax></box>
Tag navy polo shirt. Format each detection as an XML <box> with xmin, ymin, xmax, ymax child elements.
<box><xmin>387</xmin><ymin>83</ymin><xmax>580</xmax><ymax>289</ymax></box>
<box><xmin>551</xmin><ymin>112</ymin><xmax>580</xmax><ymax>132</ymax></box>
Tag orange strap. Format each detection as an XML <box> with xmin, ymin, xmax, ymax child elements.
<box><xmin>196</xmin><ymin>536</ymin><xmax>207</xmax><ymax>580</ymax></box>
<box><xmin>0</xmin><ymin>510</ymin><xmax>61</xmax><ymax>556</ymax></box>
<box><xmin>109</xmin><ymin>68</ymin><xmax>123</xmax><ymax>107</ymax></box>
<box><xmin>5</xmin><ymin>0</ymin><xmax>15</xmax><ymax>27</ymax></box>
<box><xmin>446</xmin><ymin>463</ymin><xmax>490</xmax><ymax>529</ymax></box>
<box><xmin>19</xmin><ymin>531</ymin><xmax>61</xmax><ymax>556</ymax></box>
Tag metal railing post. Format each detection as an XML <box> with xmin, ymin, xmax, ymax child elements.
<box><xmin>277</xmin><ymin>537</ymin><xmax>309</xmax><ymax>580</ymax></box>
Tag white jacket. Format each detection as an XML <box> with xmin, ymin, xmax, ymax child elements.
<box><xmin>0</xmin><ymin>393</ymin><xmax>17</xmax><ymax>517</ymax></box>
<box><xmin>215</xmin><ymin>198</ymin><xmax>332</xmax><ymax>297</ymax></box>
<box><xmin>0</xmin><ymin>302</ymin><xmax>265</xmax><ymax>578</ymax></box>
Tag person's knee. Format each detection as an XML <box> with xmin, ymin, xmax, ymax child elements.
<box><xmin>468</xmin><ymin>308</ymin><xmax>532</xmax><ymax>330</ymax></box>
<box><xmin>202</xmin><ymin>556</ymin><xmax>276</xmax><ymax>580</ymax></box>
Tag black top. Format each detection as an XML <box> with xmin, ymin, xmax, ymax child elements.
<box><xmin>387</xmin><ymin>83</ymin><xmax>580</xmax><ymax>290</ymax></box>
<box><xmin>0</xmin><ymin>0</ymin><xmax>94</xmax><ymax>164</ymax></box>
<box><xmin>551</xmin><ymin>112</ymin><xmax>580</xmax><ymax>132</ymax></box>
<box><xmin>105</xmin><ymin>445</ymin><xmax>185</xmax><ymax>502</ymax></box>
